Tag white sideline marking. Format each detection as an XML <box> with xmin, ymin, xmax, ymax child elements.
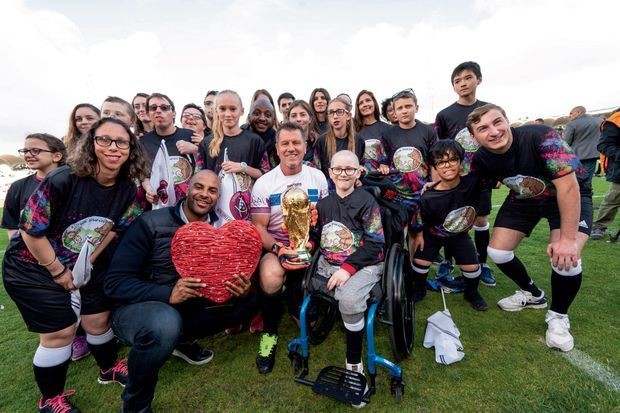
<box><xmin>561</xmin><ymin>348</ymin><xmax>620</xmax><ymax>393</ymax></box>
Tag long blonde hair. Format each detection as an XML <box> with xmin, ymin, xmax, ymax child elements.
<box><xmin>208</xmin><ymin>90</ymin><xmax>243</xmax><ymax>158</ymax></box>
<box><xmin>326</xmin><ymin>96</ymin><xmax>356</xmax><ymax>162</ymax></box>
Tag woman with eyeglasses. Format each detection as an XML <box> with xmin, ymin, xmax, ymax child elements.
<box><xmin>354</xmin><ymin>90</ymin><xmax>390</xmax><ymax>173</ymax></box>
<box><xmin>288</xmin><ymin>100</ymin><xmax>319</xmax><ymax>164</ymax></box>
<box><xmin>132</xmin><ymin>93</ymin><xmax>153</xmax><ymax>137</ymax></box>
<box><xmin>198</xmin><ymin>90</ymin><xmax>268</xmax><ymax>225</ymax></box>
<box><xmin>309</xmin><ymin>88</ymin><xmax>331</xmax><ymax>135</ymax></box>
<box><xmin>314</xmin><ymin>96</ymin><xmax>365</xmax><ymax>188</ymax></box>
<box><xmin>180</xmin><ymin>103</ymin><xmax>209</xmax><ymax>146</ymax></box>
<box><xmin>65</xmin><ymin>103</ymin><xmax>101</xmax><ymax>153</ymax></box>
<box><xmin>2</xmin><ymin>118</ymin><xmax>150</xmax><ymax>412</ymax></box>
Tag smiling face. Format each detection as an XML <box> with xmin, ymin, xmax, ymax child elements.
<box><xmin>470</xmin><ymin>108</ymin><xmax>513</xmax><ymax>154</ymax></box>
<box><xmin>328</xmin><ymin>152</ymin><xmax>360</xmax><ymax>195</ymax></box>
<box><xmin>249</xmin><ymin>103</ymin><xmax>275</xmax><ymax>134</ymax></box>
<box><xmin>357</xmin><ymin>93</ymin><xmax>375</xmax><ymax>118</ymax></box>
<box><xmin>181</xmin><ymin>107</ymin><xmax>206</xmax><ymax>133</ymax></box>
<box><xmin>433</xmin><ymin>153</ymin><xmax>461</xmax><ymax>183</ymax></box>
<box><xmin>185</xmin><ymin>170</ymin><xmax>220</xmax><ymax>221</ymax></box>
<box><xmin>22</xmin><ymin>138</ymin><xmax>62</xmax><ymax>174</ymax></box>
<box><xmin>75</xmin><ymin>106</ymin><xmax>100</xmax><ymax>134</ymax></box>
<box><xmin>132</xmin><ymin>96</ymin><xmax>150</xmax><ymax>124</ymax></box>
<box><xmin>93</xmin><ymin>122</ymin><xmax>130</xmax><ymax>176</ymax></box>
<box><xmin>276</xmin><ymin>128</ymin><xmax>306</xmax><ymax>175</ymax></box>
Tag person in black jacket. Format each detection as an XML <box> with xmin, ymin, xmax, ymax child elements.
<box><xmin>104</xmin><ymin>170</ymin><xmax>254</xmax><ymax>413</ymax></box>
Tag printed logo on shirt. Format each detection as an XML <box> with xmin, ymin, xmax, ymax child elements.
<box><xmin>502</xmin><ymin>175</ymin><xmax>546</xmax><ymax>199</ymax></box>
<box><xmin>393</xmin><ymin>146</ymin><xmax>423</xmax><ymax>173</ymax></box>
<box><xmin>454</xmin><ymin>128</ymin><xmax>480</xmax><ymax>152</ymax></box>
<box><xmin>62</xmin><ymin>216</ymin><xmax>114</xmax><ymax>253</ymax></box>
<box><xmin>443</xmin><ymin>206</ymin><xmax>476</xmax><ymax>234</ymax></box>
<box><xmin>363</xmin><ymin>138</ymin><xmax>381</xmax><ymax>161</ymax></box>
<box><xmin>170</xmin><ymin>156</ymin><xmax>192</xmax><ymax>185</ymax></box>
<box><xmin>320</xmin><ymin>221</ymin><xmax>356</xmax><ymax>253</ymax></box>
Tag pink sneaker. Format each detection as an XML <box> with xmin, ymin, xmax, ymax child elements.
<box><xmin>71</xmin><ymin>335</ymin><xmax>90</xmax><ymax>361</ymax></box>
<box><xmin>38</xmin><ymin>389</ymin><xmax>79</xmax><ymax>413</ymax></box>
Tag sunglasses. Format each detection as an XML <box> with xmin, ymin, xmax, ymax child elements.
<box><xmin>148</xmin><ymin>104</ymin><xmax>172</xmax><ymax>112</ymax></box>
<box><xmin>392</xmin><ymin>88</ymin><xmax>416</xmax><ymax>101</ymax></box>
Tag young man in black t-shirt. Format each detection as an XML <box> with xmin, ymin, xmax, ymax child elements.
<box><xmin>434</xmin><ymin>61</ymin><xmax>496</xmax><ymax>288</ymax></box>
<box><xmin>468</xmin><ymin>104</ymin><xmax>592</xmax><ymax>352</ymax></box>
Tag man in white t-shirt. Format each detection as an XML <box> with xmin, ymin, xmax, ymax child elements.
<box><xmin>251</xmin><ymin>122</ymin><xmax>328</xmax><ymax>374</ymax></box>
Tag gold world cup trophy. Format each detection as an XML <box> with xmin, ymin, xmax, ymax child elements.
<box><xmin>281</xmin><ymin>186</ymin><xmax>312</xmax><ymax>265</ymax></box>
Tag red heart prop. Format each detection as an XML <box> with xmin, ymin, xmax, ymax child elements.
<box><xmin>171</xmin><ymin>220</ymin><xmax>262</xmax><ymax>303</ymax></box>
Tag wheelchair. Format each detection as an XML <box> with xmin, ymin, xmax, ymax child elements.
<box><xmin>287</xmin><ymin>183</ymin><xmax>415</xmax><ymax>406</ymax></box>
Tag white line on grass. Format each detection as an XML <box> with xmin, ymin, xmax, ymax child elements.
<box><xmin>561</xmin><ymin>348</ymin><xmax>620</xmax><ymax>393</ymax></box>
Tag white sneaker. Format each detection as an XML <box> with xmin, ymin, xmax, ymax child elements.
<box><xmin>497</xmin><ymin>290</ymin><xmax>547</xmax><ymax>312</ymax></box>
<box><xmin>545</xmin><ymin>311</ymin><xmax>574</xmax><ymax>352</ymax></box>
<box><xmin>345</xmin><ymin>360</ymin><xmax>368</xmax><ymax>409</ymax></box>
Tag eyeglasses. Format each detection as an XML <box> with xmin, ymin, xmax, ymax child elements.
<box><xmin>94</xmin><ymin>136</ymin><xmax>131</xmax><ymax>149</ymax></box>
<box><xmin>330</xmin><ymin>167</ymin><xmax>358</xmax><ymax>176</ymax></box>
<box><xmin>148</xmin><ymin>104</ymin><xmax>172</xmax><ymax>112</ymax></box>
<box><xmin>392</xmin><ymin>88</ymin><xmax>416</xmax><ymax>100</ymax></box>
<box><xmin>18</xmin><ymin>148</ymin><xmax>54</xmax><ymax>156</ymax></box>
<box><xmin>327</xmin><ymin>108</ymin><xmax>347</xmax><ymax>117</ymax></box>
<box><xmin>434</xmin><ymin>158</ymin><xmax>459</xmax><ymax>168</ymax></box>
<box><xmin>182</xmin><ymin>113</ymin><xmax>203</xmax><ymax>120</ymax></box>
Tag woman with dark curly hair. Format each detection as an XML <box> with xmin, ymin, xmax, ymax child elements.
<box><xmin>2</xmin><ymin>117</ymin><xmax>150</xmax><ymax>413</ymax></box>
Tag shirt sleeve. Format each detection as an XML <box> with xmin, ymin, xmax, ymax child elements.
<box><xmin>18</xmin><ymin>174</ymin><xmax>64</xmax><ymax>236</ymax></box>
<box><xmin>538</xmin><ymin>129</ymin><xmax>580</xmax><ymax>180</ymax></box>
<box><xmin>250</xmin><ymin>178</ymin><xmax>271</xmax><ymax>215</ymax></box>
<box><xmin>2</xmin><ymin>182</ymin><xmax>22</xmax><ymax>229</ymax></box>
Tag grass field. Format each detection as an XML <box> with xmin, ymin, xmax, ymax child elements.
<box><xmin>1</xmin><ymin>177</ymin><xmax>619</xmax><ymax>412</ymax></box>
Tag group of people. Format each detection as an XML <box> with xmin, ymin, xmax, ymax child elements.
<box><xmin>2</xmin><ymin>59</ymin><xmax>611</xmax><ymax>412</ymax></box>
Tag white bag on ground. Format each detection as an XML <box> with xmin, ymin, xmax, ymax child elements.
<box><xmin>423</xmin><ymin>289</ymin><xmax>465</xmax><ymax>365</ymax></box>
<box><xmin>150</xmin><ymin>139</ymin><xmax>176</xmax><ymax>210</ymax></box>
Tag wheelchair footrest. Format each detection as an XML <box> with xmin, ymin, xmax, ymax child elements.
<box><xmin>311</xmin><ymin>366</ymin><xmax>368</xmax><ymax>405</ymax></box>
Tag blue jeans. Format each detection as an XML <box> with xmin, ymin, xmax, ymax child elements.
<box><xmin>112</xmin><ymin>301</ymin><xmax>182</xmax><ymax>413</ymax></box>
<box><xmin>112</xmin><ymin>296</ymin><xmax>257</xmax><ymax>412</ymax></box>
<box><xmin>581</xmin><ymin>158</ymin><xmax>597</xmax><ymax>184</ymax></box>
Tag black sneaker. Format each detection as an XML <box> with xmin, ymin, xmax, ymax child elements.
<box><xmin>172</xmin><ymin>341</ymin><xmax>214</xmax><ymax>366</ymax></box>
<box><xmin>464</xmin><ymin>290</ymin><xmax>488</xmax><ymax>311</ymax></box>
<box><xmin>39</xmin><ymin>390</ymin><xmax>80</xmax><ymax>413</ymax></box>
<box><xmin>98</xmin><ymin>358</ymin><xmax>128</xmax><ymax>387</ymax></box>
<box><xmin>256</xmin><ymin>333</ymin><xmax>278</xmax><ymax>374</ymax></box>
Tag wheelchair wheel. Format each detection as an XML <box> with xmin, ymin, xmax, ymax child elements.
<box><xmin>385</xmin><ymin>243</ymin><xmax>415</xmax><ymax>361</ymax></box>
<box><xmin>307</xmin><ymin>293</ymin><xmax>339</xmax><ymax>345</ymax></box>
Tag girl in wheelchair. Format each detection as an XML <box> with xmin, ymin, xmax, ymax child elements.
<box><xmin>311</xmin><ymin>150</ymin><xmax>385</xmax><ymax>406</ymax></box>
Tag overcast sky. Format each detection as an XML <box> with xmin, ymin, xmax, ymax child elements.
<box><xmin>0</xmin><ymin>0</ymin><xmax>617</xmax><ymax>154</ymax></box>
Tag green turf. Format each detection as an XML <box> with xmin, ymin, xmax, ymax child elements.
<box><xmin>1</xmin><ymin>177</ymin><xmax>618</xmax><ymax>412</ymax></box>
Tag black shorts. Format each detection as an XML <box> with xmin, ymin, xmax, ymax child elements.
<box><xmin>494</xmin><ymin>192</ymin><xmax>593</xmax><ymax>236</ymax></box>
<box><xmin>477</xmin><ymin>188</ymin><xmax>492</xmax><ymax>216</ymax></box>
<box><xmin>414</xmin><ymin>232</ymin><xmax>479</xmax><ymax>266</ymax></box>
<box><xmin>3</xmin><ymin>254</ymin><xmax>111</xmax><ymax>334</ymax></box>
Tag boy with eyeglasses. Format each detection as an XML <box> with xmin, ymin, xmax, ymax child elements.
<box><xmin>409</xmin><ymin>140</ymin><xmax>489</xmax><ymax>310</ymax></box>
<box><xmin>311</xmin><ymin>150</ymin><xmax>384</xmax><ymax>407</ymax></box>
<box><xmin>141</xmin><ymin>93</ymin><xmax>197</xmax><ymax>204</ymax></box>
<box><xmin>434</xmin><ymin>61</ymin><xmax>496</xmax><ymax>288</ymax></box>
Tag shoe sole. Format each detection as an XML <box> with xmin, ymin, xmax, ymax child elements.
<box><xmin>71</xmin><ymin>352</ymin><xmax>91</xmax><ymax>361</ymax></box>
<box><xmin>172</xmin><ymin>350</ymin><xmax>214</xmax><ymax>366</ymax></box>
<box><xmin>98</xmin><ymin>378</ymin><xmax>126</xmax><ymax>387</ymax></box>
<box><xmin>497</xmin><ymin>302</ymin><xmax>547</xmax><ymax>312</ymax></box>
<box><xmin>480</xmin><ymin>280</ymin><xmax>496</xmax><ymax>287</ymax></box>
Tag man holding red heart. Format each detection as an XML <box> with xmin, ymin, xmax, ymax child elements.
<box><xmin>105</xmin><ymin>170</ymin><xmax>257</xmax><ymax>413</ymax></box>
<box><xmin>251</xmin><ymin>122</ymin><xmax>329</xmax><ymax>374</ymax></box>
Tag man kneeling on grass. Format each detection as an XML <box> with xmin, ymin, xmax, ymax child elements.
<box><xmin>467</xmin><ymin>104</ymin><xmax>592</xmax><ymax>352</ymax></box>
<box><xmin>104</xmin><ymin>170</ymin><xmax>256</xmax><ymax>413</ymax></box>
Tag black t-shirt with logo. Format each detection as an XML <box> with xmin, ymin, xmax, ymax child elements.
<box><xmin>359</xmin><ymin>121</ymin><xmax>390</xmax><ymax>172</ymax></box>
<box><xmin>199</xmin><ymin>129</ymin><xmax>268</xmax><ymax>174</ymax></box>
<box><xmin>471</xmin><ymin>125</ymin><xmax>589</xmax><ymax>205</ymax></box>
<box><xmin>2</xmin><ymin>174</ymin><xmax>42</xmax><ymax>230</ymax></box>
<box><xmin>6</xmin><ymin>166</ymin><xmax>140</xmax><ymax>266</ymax></box>
<box><xmin>381</xmin><ymin>122</ymin><xmax>437</xmax><ymax>206</ymax></box>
